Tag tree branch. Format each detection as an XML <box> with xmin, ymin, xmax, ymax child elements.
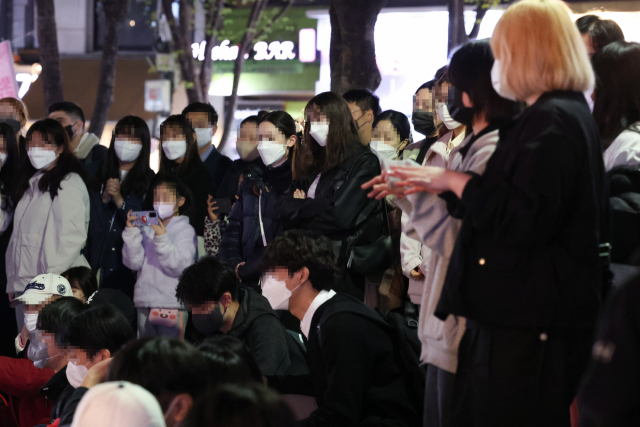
<box><xmin>467</xmin><ymin>1</ymin><xmax>489</xmax><ymax>40</ymax></box>
<box><xmin>253</xmin><ymin>0</ymin><xmax>296</xmax><ymax>43</ymax></box>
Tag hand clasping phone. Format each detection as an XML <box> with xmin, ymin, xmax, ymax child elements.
<box><xmin>131</xmin><ymin>211</ymin><xmax>160</xmax><ymax>227</ymax></box>
<box><xmin>211</xmin><ymin>198</ymin><xmax>233</xmax><ymax>215</ymax></box>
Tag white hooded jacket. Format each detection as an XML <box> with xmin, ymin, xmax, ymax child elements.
<box><xmin>6</xmin><ymin>171</ymin><xmax>90</xmax><ymax>294</ymax></box>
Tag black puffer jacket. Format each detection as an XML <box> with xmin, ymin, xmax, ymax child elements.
<box><xmin>219</xmin><ymin>159</ymin><xmax>292</xmax><ymax>289</ymax></box>
<box><xmin>608</xmin><ymin>166</ymin><xmax>640</xmax><ymax>265</ymax></box>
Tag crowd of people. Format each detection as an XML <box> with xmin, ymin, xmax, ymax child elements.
<box><xmin>0</xmin><ymin>0</ymin><xmax>639</xmax><ymax>425</ymax></box>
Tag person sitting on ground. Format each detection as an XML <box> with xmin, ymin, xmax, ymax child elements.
<box><xmin>259</xmin><ymin>229</ymin><xmax>421</xmax><ymax>427</ymax></box>
<box><xmin>343</xmin><ymin>89</ymin><xmax>381</xmax><ymax>146</ymax></box>
<box><xmin>48</xmin><ymin>101</ymin><xmax>107</xmax><ymax>169</ymax></box>
<box><xmin>0</xmin><ymin>296</ymin><xmax>86</xmax><ymax>427</ymax></box>
<box><xmin>183</xmin><ymin>383</ymin><xmax>295</xmax><ymax>427</ymax></box>
<box><xmin>61</xmin><ymin>266</ymin><xmax>98</xmax><ymax>303</ymax></box>
<box><xmin>176</xmin><ymin>256</ymin><xmax>308</xmax><ymax>377</ymax></box>
<box><xmin>52</xmin><ymin>304</ymin><xmax>135</xmax><ymax>425</ymax></box>
<box><xmin>69</xmin><ymin>381</ymin><xmax>166</xmax><ymax>427</ymax></box>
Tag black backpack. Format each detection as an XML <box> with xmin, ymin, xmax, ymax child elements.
<box><xmin>315</xmin><ymin>295</ymin><xmax>426</xmax><ymax>406</ymax></box>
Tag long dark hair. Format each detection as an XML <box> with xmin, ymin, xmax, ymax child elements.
<box><xmin>298</xmin><ymin>92</ymin><xmax>365</xmax><ymax>180</ymax></box>
<box><xmin>15</xmin><ymin>119</ymin><xmax>89</xmax><ymax>202</ymax></box>
<box><xmin>0</xmin><ymin>123</ymin><xmax>22</xmax><ymax>209</ymax></box>
<box><xmin>592</xmin><ymin>41</ymin><xmax>640</xmax><ymax>147</ymax></box>
<box><xmin>576</xmin><ymin>15</ymin><xmax>625</xmax><ymax>53</ymax></box>
<box><xmin>158</xmin><ymin>115</ymin><xmax>204</xmax><ymax>177</ymax></box>
<box><xmin>100</xmin><ymin>116</ymin><xmax>153</xmax><ymax>197</ymax></box>
<box><xmin>143</xmin><ymin>173</ymin><xmax>195</xmax><ymax>226</ymax></box>
<box><xmin>448</xmin><ymin>39</ymin><xmax>522</xmax><ymax>124</ymax></box>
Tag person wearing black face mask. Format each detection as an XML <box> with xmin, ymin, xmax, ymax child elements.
<box><xmin>175</xmin><ymin>256</ymin><xmax>308</xmax><ymax>377</ymax></box>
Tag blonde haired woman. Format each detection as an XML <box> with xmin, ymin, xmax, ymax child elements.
<box><xmin>367</xmin><ymin>0</ymin><xmax>609</xmax><ymax>425</ymax></box>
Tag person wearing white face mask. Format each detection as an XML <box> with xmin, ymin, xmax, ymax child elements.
<box><xmin>159</xmin><ymin>115</ymin><xmax>217</xmax><ymax>241</ymax></box>
<box><xmin>182</xmin><ymin>103</ymin><xmax>232</xmax><ymax>200</ymax></box>
<box><xmin>6</xmin><ymin>119</ymin><xmax>90</xmax><ymax>334</ymax></box>
<box><xmin>84</xmin><ymin>116</ymin><xmax>155</xmax><ymax>302</ymax></box>
<box><xmin>123</xmin><ymin>175</ymin><xmax>197</xmax><ymax>339</ymax></box>
<box><xmin>48</xmin><ymin>303</ymin><xmax>135</xmax><ymax>424</ymax></box>
<box><xmin>0</xmin><ymin>296</ymin><xmax>86</xmax><ymax>427</ymax></box>
<box><xmin>259</xmin><ymin>230</ymin><xmax>421</xmax><ymax>427</ymax></box>
<box><xmin>219</xmin><ymin>111</ymin><xmax>296</xmax><ymax>291</ymax></box>
<box><xmin>277</xmin><ymin>92</ymin><xmax>382</xmax><ymax>301</ymax></box>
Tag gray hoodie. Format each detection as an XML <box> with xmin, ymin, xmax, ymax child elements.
<box><xmin>395</xmin><ymin>128</ymin><xmax>498</xmax><ymax>373</ymax></box>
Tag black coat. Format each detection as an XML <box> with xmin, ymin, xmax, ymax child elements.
<box><xmin>277</xmin><ymin>148</ymin><xmax>381</xmax><ymax>242</ymax></box>
<box><xmin>85</xmin><ymin>170</ymin><xmax>155</xmax><ymax>301</ymax></box>
<box><xmin>219</xmin><ymin>159</ymin><xmax>292</xmax><ymax>288</ymax></box>
<box><xmin>217</xmin><ymin>157</ymin><xmax>264</xmax><ymax>202</ymax></box>
<box><xmin>227</xmin><ymin>288</ymin><xmax>308</xmax><ymax>377</ymax></box>
<box><xmin>177</xmin><ymin>162</ymin><xmax>217</xmax><ymax>237</ymax></box>
<box><xmin>578</xmin><ymin>273</ymin><xmax>640</xmax><ymax>427</ymax></box>
<box><xmin>298</xmin><ymin>294</ymin><xmax>420</xmax><ymax>427</ymax></box>
<box><xmin>607</xmin><ymin>166</ymin><xmax>640</xmax><ymax>264</ymax></box>
<box><xmin>202</xmin><ymin>146</ymin><xmax>233</xmax><ymax>198</ymax></box>
<box><xmin>436</xmin><ymin>91</ymin><xmax>609</xmax><ymax>329</ymax></box>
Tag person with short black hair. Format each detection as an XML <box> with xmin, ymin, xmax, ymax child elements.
<box><xmin>259</xmin><ymin>230</ymin><xmax>421</xmax><ymax>427</ymax></box>
<box><xmin>0</xmin><ymin>297</ymin><xmax>86</xmax><ymax>427</ymax></box>
<box><xmin>48</xmin><ymin>101</ymin><xmax>107</xmax><ymax>168</ymax></box>
<box><xmin>576</xmin><ymin>14</ymin><xmax>624</xmax><ymax>57</ymax></box>
<box><xmin>62</xmin><ymin>266</ymin><xmax>98</xmax><ymax>303</ymax></box>
<box><xmin>182</xmin><ymin>103</ymin><xmax>232</xmax><ymax>198</ymax></box>
<box><xmin>198</xmin><ymin>335</ymin><xmax>264</xmax><ymax>385</ymax></box>
<box><xmin>343</xmin><ymin>89</ymin><xmax>381</xmax><ymax>145</ymax></box>
<box><xmin>53</xmin><ymin>304</ymin><xmax>135</xmax><ymax>425</ymax></box>
<box><xmin>183</xmin><ymin>382</ymin><xmax>296</xmax><ymax>427</ymax></box>
<box><xmin>109</xmin><ymin>336</ymin><xmax>211</xmax><ymax>427</ymax></box>
<box><xmin>176</xmin><ymin>256</ymin><xmax>307</xmax><ymax>377</ymax></box>
<box><xmin>217</xmin><ymin>113</ymin><xmax>266</xmax><ymax>201</ymax></box>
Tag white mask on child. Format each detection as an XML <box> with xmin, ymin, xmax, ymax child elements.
<box><xmin>309</xmin><ymin>122</ymin><xmax>329</xmax><ymax>147</ymax></box>
<box><xmin>154</xmin><ymin>202</ymin><xmax>175</xmax><ymax>220</ymax></box>
<box><xmin>162</xmin><ymin>140</ymin><xmax>187</xmax><ymax>161</ymax></box>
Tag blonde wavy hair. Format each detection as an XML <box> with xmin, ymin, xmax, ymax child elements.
<box><xmin>491</xmin><ymin>0</ymin><xmax>594</xmax><ymax>101</ymax></box>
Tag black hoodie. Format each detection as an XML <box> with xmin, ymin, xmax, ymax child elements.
<box><xmin>228</xmin><ymin>288</ymin><xmax>308</xmax><ymax>377</ymax></box>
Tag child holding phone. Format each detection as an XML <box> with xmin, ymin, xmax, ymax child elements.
<box><xmin>122</xmin><ymin>175</ymin><xmax>197</xmax><ymax>338</ymax></box>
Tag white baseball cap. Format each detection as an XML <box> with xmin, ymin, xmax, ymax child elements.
<box><xmin>15</xmin><ymin>273</ymin><xmax>73</xmax><ymax>305</ymax></box>
<box><xmin>70</xmin><ymin>381</ymin><xmax>166</xmax><ymax>427</ymax></box>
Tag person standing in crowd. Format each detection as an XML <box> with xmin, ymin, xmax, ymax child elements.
<box><xmin>343</xmin><ymin>89</ymin><xmax>381</xmax><ymax>146</ymax></box>
<box><xmin>0</xmin><ymin>296</ymin><xmax>86</xmax><ymax>427</ymax></box>
<box><xmin>0</xmin><ymin>97</ymin><xmax>28</xmax><ymax>152</ymax></box>
<box><xmin>367</xmin><ymin>110</ymin><xmax>412</xmax><ymax>310</ymax></box>
<box><xmin>400</xmin><ymin>74</ymin><xmax>446</xmax><ymax>307</ymax></box>
<box><xmin>578</xmin><ymin>272</ymin><xmax>640</xmax><ymax>427</ymax></box>
<box><xmin>176</xmin><ymin>257</ymin><xmax>308</xmax><ymax>377</ymax></box>
<box><xmin>158</xmin><ymin>115</ymin><xmax>216</xmax><ymax>238</ymax></box>
<box><xmin>259</xmin><ymin>230</ymin><xmax>421</xmax><ymax>427</ymax></box>
<box><xmin>0</xmin><ymin>123</ymin><xmax>22</xmax><ymax>357</ymax></box>
<box><xmin>85</xmin><ymin>116</ymin><xmax>155</xmax><ymax>300</ymax></box>
<box><xmin>7</xmin><ymin>119</ymin><xmax>90</xmax><ymax>333</ymax></box>
<box><xmin>591</xmin><ymin>41</ymin><xmax>640</xmax><ymax>265</ymax></box>
<box><xmin>217</xmin><ymin>113</ymin><xmax>266</xmax><ymax>202</ymax></box>
<box><xmin>182</xmin><ymin>103</ymin><xmax>232</xmax><ymax>197</ymax></box>
<box><xmin>277</xmin><ymin>92</ymin><xmax>381</xmax><ymax>299</ymax></box>
<box><xmin>576</xmin><ymin>14</ymin><xmax>624</xmax><ymax>57</ymax></box>
<box><xmin>219</xmin><ymin>111</ymin><xmax>296</xmax><ymax>290</ymax></box>
<box><xmin>123</xmin><ymin>174</ymin><xmax>197</xmax><ymax>339</ymax></box>
<box><xmin>61</xmin><ymin>266</ymin><xmax>98</xmax><ymax>303</ymax></box>
<box><xmin>48</xmin><ymin>102</ymin><xmax>107</xmax><ymax>169</ymax></box>
<box><xmin>382</xmin><ymin>1</ymin><xmax>607</xmax><ymax>425</ymax></box>
<box><xmin>366</xmin><ymin>39</ymin><xmax>521</xmax><ymax>427</ymax></box>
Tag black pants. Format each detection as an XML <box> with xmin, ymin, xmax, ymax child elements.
<box><xmin>452</xmin><ymin>323</ymin><xmax>593</xmax><ymax>427</ymax></box>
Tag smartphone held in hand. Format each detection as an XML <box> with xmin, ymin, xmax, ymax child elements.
<box><xmin>131</xmin><ymin>211</ymin><xmax>160</xmax><ymax>227</ymax></box>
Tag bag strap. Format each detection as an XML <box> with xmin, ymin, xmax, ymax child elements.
<box><xmin>258</xmin><ymin>190</ymin><xmax>268</xmax><ymax>247</ymax></box>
